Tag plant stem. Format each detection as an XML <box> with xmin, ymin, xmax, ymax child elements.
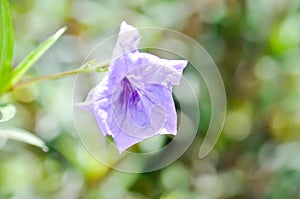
<box><xmin>14</xmin><ymin>68</ymin><xmax>80</xmax><ymax>89</ymax></box>
<box><xmin>13</xmin><ymin>61</ymin><xmax>109</xmax><ymax>90</ymax></box>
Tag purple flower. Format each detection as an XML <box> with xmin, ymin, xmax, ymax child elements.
<box><xmin>77</xmin><ymin>21</ymin><xmax>188</xmax><ymax>153</ymax></box>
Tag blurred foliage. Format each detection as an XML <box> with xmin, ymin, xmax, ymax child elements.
<box><xmin>0</xmin><ymin>0</ymin><xmax>65</xmax><ymax>95</ymax></box>
<box><xmin>1</xmin><ymin>0</ymin><xmax>300</xmax><ymax>198</ymax></box>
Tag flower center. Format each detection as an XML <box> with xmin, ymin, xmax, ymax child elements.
<box><xmin>119</xmin><ymin>76</ymin><xmax>134</xmax><ymax>105</ymax></box>
<box><xmin>119</xmin><ymin>76</ymin><xmax>149</xmax><ymax>127</ymax></box>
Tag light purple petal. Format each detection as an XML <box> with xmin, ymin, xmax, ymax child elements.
<box><xmin>75</xmin><ymin>88</ymin><xmax>95</xmax><ymax>113</ymax></box>
<box><xmin>112</xmin><ymin>21</ymin><xmax>140</xmax><ymax>57</ymax></box>
<box><xmin>109</xmin><ymin>21</ymin><xmax>141</xmax><ymax>80</ymax></box>
<box><xmin>93</xmin><ymin>76</ymin><xmax>115</xmax><ymax>136</ymax></box>
<box><xmin>140</xmin><ymin>84</ymin><xmax>177</xmax><ymax>136</ymax></box>
<box><xmin>122</xmin><ymin>52</ymin><xmax>188</xmax><ymax>87</ymax></box>
<box><xmin>77</xmin><ymin>21</ymin><xmax>188</xmax><ymax>153</ymax></box>
<box><xmin>108</xmin><ymin>52</ymin><xmax>140</xmax><ymax>84</ymax></box>
<box><xmin>112</xmin><ymin>130</ymin><xmax>143</xmax><ymax>153</ymax></box>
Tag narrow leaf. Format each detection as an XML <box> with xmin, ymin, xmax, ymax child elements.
<box><xmin>0</xmin><ymin>104</ymin><xmax>16</xmax><ymax>122</ymax></box>
<box><xmin>0</xmin><ymin>128</ymin><xmax>48</xmax><ymax>152</ymax></box>
<box><xmin>0</xmin><ymin>0</ymin><xmax>14</xmax><ymax>80</ymax></box>
<box><xmin>10</xmin><ymin>27</ymin><xmax>66</xmax><ymax>86</ymax></box>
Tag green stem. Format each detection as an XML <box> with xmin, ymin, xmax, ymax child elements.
<box><xmin>13</xmin><ymin>61</ymin><xmax>109</xmax><ymax>90</ymax></box>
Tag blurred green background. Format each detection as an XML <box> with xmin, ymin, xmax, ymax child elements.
<box><xmin>1</xmin><ymin>0</ymin><xmax>300</xmax><ymax>198</ymax></box>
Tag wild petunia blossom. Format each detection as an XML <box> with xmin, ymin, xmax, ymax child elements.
<box><xmin>77</xmin><ymin>21</ymin><xmax>188</xmax><ymax>153</ymax></box>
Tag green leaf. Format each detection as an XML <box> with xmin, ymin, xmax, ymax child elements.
<box><xmin>0</xmin><ymin>0</ymin><xmax>14</xmax><ymax>80</ymax></box>
<box><xmin>10</xmin><ymin>27</ymin><xmax>66</xmax><ymax>86</ymax></box>
<box><xmin>0</xmin><ymin>128</ymin><xmax>48</xmax><ymax>152</ymax></box>
<box><xmin>0</xmin><ymin>104</ymin><xmax>16</xmax><ymax>122</ymax></box>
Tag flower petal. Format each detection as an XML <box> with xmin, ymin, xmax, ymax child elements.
<box><xmin>109</xmin><ymin>21</ymin><xmax>141</xmax><ymax>80</ymax></box>
<box><xmin>112</xmin><ymin>21</ymin><xmax>140</xmax><ymax>57</ymax></box>
<box><xmin>139</xmin><ymin>84</ymin><xmax>177</xmax><ymax>136</ymax></box>
<box><xmin>126</xmin><ymin>53</ymin><xmax>188</xmax><ymax>87</ymax></box>
<box><xmin>112</xmin><ymin>130</ymin><xmax>143</xmax><ymax>153</ymax></box>
<box><xmin>93</xmin><ymin>76</ymin><xmax>115</xmax><ymax>136</ymax></box>
<box><xmin>75</xmin><ymin>88</ymin><xmax>95</xmax><ymax>113</ymax></box>
<box><xmin>108</xmin><ymin>52</ymin><xmax>140</xmax><ymax>84</ymax></box>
